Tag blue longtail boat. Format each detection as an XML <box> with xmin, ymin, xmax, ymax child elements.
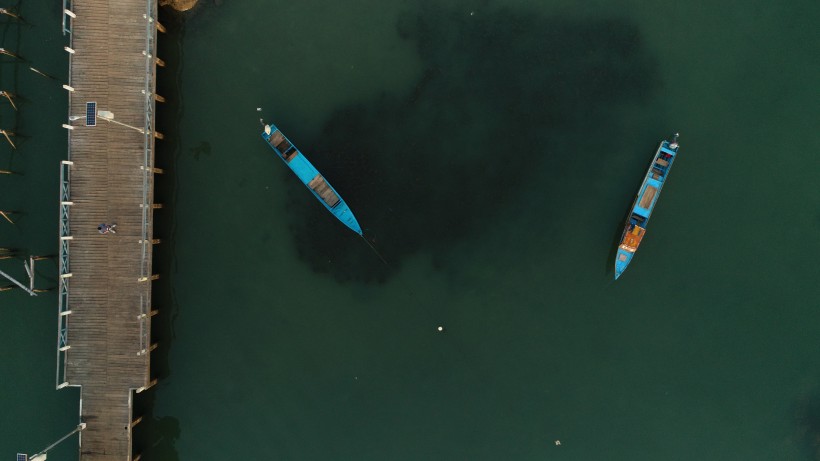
<box><xmin>615</xmin><ymin>134</ymin><xmax>680</xmax><ymax>279</ymax></box>
<box><xmin>260</xmin><ymin>119</ymin><xmax>363</xmax><ymax>235</ymax></box>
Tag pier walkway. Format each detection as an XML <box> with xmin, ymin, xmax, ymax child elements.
<box><xmin>57</xmin><ymin>0</ymin><xmax>164</xmax><ymax>459</ymax></box>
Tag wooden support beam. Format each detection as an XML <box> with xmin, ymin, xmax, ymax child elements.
<box><xmin>0</xmin><ymin>8</ymin><xmax>23</xmax><ymax>21</ymax></box>
<box><xmin>0</xmin><ymin>48</ymin><xmax>21</xmax><ymax>59</ymax></box>
<box><xmin>0</xmin><ymin>129</ymin><xmax>16</xmax><ymax>149</ymax></box>
<box><xmin>136</xmin><ymin>378</ymin><xmax>158</xmax><ymax>393</ymax></box>
<box><xmin>141</xmin><ymin>165</ymin><xmax>164</xmax><ymax>174</ymax></box>
<box><xmin>0</xmin><ymin>210</ymin><xmax>16</xmax><ymax>224</ymax></box>
<box><xmin>0</xmin><ymin>91</ymin><xmax>17</xmax><ymax>110</ymax></box>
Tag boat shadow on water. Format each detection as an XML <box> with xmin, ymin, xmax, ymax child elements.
<box><xmin>605</xmin><ymin>208</ymin><xmax>632</xmax><ymax>279</ymax></box>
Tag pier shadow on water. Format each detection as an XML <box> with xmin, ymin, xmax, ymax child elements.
<box><xmin>290</xmin><ymin>3</ymin><xmax>660</xmax><ymax>284</ymax></box>
<box><xmin>131</xmin><ymin>7</ymin><xmax>186</xmax><ymax>459</ymax></box>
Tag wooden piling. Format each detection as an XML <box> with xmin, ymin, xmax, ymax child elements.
<box><xmin>0</xmin><ymin>130</ymin><xmax>16</xmax><ymax>149</ymax></box>
<box><xmin>0</xmin><ymin>8</ymin><xmax>22</xmax><ymax>21</ymax></box>
<box><xmin>0</xmin><ymin>48</ymin><xmax>20</xmax><ymax>59</ymax></box>
<box><xmin>0</xmin><ymin>210</ymin><xmax>15</xmax><ymax>224</ymax></box>
<box><xmin>1</xmin><ymin>91</ymin><xmax>18</xmax><ymax>111</ymax></box>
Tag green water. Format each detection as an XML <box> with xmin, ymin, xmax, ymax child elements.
<box><xmin>3</xmin><ymin>0</ymin><xmax>820</xmax><ymax>460</ymax></box>
<box><xmin>0</xmin><ymin>1</ymin><xmax>78</xmax><ymax>460</ymax></box>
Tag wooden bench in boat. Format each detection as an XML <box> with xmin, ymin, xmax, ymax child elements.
<box><xmin>268</xmin><ymin>131</ymin><xmax>296</xmax><ymax>160</ymax></box>
<box><xmin>307</xmin><ymin>174</ymin><xmax>341</xmax><ymax>208</ymax></box>
<box><xmin>656</xmin><ymin>158</ymin><xmax>669</xmax><ymax>167</ymax></box>
<box><xmin>268</xmin><ymin>131</ymin><xmax>284</xmax><ymax>148</ymax></box>
<box><xmin>639</xmin><ymin>185</ymin><xmax>658</xmax><ymax>209</ymax></box>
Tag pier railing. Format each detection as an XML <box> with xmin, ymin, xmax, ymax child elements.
<box><xmin>138</xmin><ymin>0</ymin><xmax>158</xmax><ymax>283</ymax></box>
<box><xmin>56</xmin><ymin>160</ymin><xmax>73</xmax><ymax>389</ymax></box>
<box><xmin>133</xmin><ymin>0</ymin><xmax>159</xmax><ymax>364</ymax></box>
<box><xmin>62</xmin><ymin>0</ymin><xmax>74</xmax><ymax>35</ymax></box>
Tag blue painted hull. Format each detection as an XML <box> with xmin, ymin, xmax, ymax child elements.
<box><xmin>261</xmin><ymin>121</ymin><xmax>363</xmax><ymax>236</ymax></box>
<box><xmin>615</xmin><ymin>135</ymin><xmax>680</xmax><ymax>280</ymax></box>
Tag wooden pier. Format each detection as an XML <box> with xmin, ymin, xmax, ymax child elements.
<box><xmin>57</xmin><ymin>0</ymin><xmax>163</xmax><ymax>459</ymax></box>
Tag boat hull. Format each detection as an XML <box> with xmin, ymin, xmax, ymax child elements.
<box><xmin>614</xmin><ymin>135</ymin><xmax>679</xmax><ymax>279</ymax></box>
<box><xmin>261</xmin><ymin>122</ymin><xmax>363</xmax><ymax>236</ymax></box>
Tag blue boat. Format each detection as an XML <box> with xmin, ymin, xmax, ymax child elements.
<box><xmin>615</xmin><ymin>134</ymin><xmax>680</xmax><ymax>279</ymax></box>
<box><xmin>260</xmin><ymin>120</ymin><xmax>363</xmax><ymax>235</ymax></box>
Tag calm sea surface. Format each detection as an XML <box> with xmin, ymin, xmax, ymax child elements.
<box><xmin>2</xmin><ymin>0</ymin><xmax>819</xmax><ymax>460</ymax></box>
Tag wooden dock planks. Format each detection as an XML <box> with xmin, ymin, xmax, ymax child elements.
<box><xmin>62</xmin><ymin>1</ymin><xmax>159</xmax><ymax>460</ymax></box>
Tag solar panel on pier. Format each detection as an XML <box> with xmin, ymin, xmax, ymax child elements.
<box><xmin>86</xmin><ymin>101</ymin><xmax>97</xmax><ymax>126</ymax></box>
<box><xmin>17</xmin><ymin>453</ymin><xmax>28</xmax><ymax>461</ymax></box>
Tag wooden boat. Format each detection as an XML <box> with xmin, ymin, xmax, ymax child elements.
<box><xmin>615</xmin><ymin>134</ymin><xmax>680</xmax><ymax>279</ymax></box>
<box><xmin>260</xmin><ymin>120</ymin><xmax>363</xmax><ymax>235</ymax></box>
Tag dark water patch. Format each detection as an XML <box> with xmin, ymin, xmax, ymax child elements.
<box><xmin>795</xmin><ymin>391</ymin><xmax>820</xmax><ymax>460</ymax></box>
<box><xmin>131</xmin><ymin>401</ymin><xmax>181</xmax><ymax>461</ymax></box>
<box><xmin>189</xmin><ymin>140</ymin><xmax>211</xmax><ymax>160</ymax></box>
<box><xmin>289</xmin><ymin>4</ymin><xmax>660</xmax><ymax>283</ymax></box>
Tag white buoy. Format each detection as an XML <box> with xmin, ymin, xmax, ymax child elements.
<box><xmin>554</xmin><ymin>440</ymin><xmax>561</xmax><ymax>446</ymax></box>
<box><xmin>437</xmin><ymin>326</ymin><xmax>444</xmax><ymax>332</ymax></box>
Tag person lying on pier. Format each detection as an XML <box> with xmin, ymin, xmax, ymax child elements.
<box><xmin>97</xmin><ymin>223</ymin><xmax>117</xmax><ymax>234</ymax></box>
